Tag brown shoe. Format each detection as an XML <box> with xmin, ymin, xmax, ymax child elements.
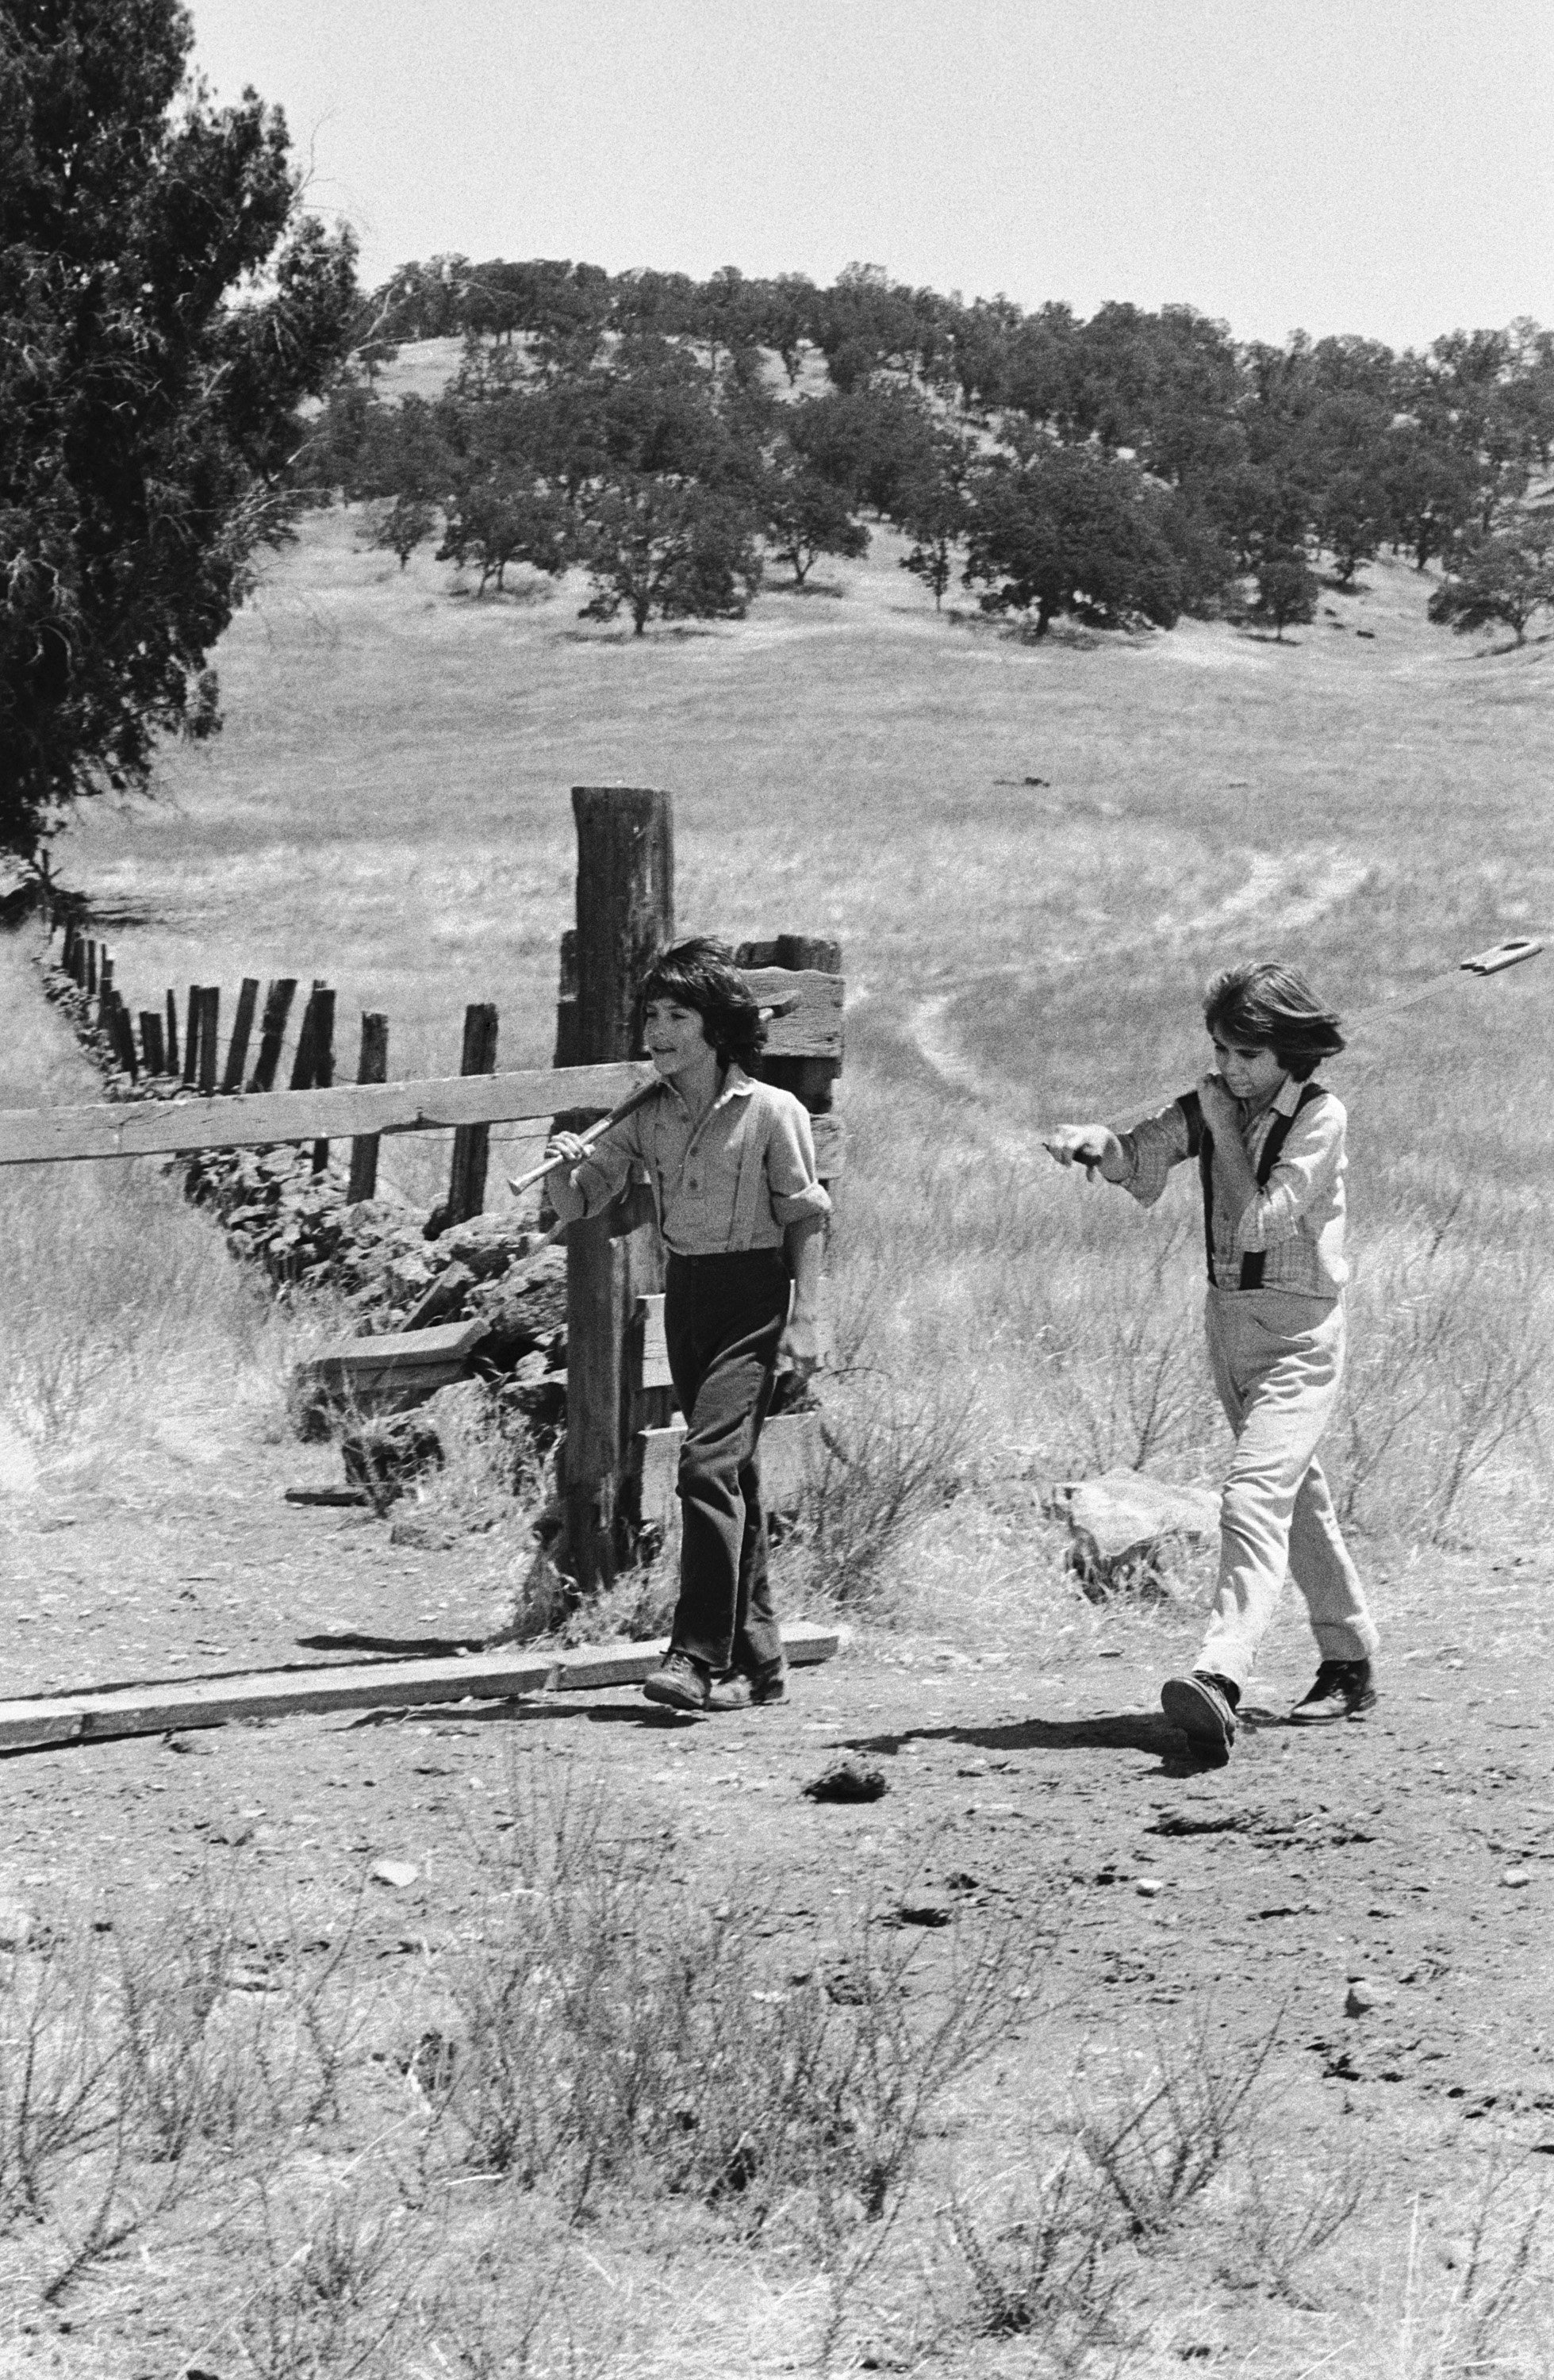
<box><xmin>1289</xmin><ymin>1660</ymin><xmax>1376</xmax><ymax>1726</ymax></box>
<box><xmin>643</xmin><ymin>1651</ymin><xmax>712</xmax><ymax>1712</ymax></box>
<box><xmin>708</xmin><ymin>1663</ymin><xmax>789</xmax><ymax>1712</ymax></box>
<box><xmin>1161</xmin><ymin>1672</ymin><xmax>1238</xmax><ymax>1756</ymax></box>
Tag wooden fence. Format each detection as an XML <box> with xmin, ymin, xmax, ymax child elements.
<box><xmin>12</xmin><ymin>786</ymin><xmax>845</xmax><ymax>1593</ymax></box>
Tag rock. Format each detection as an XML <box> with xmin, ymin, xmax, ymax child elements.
<box><xmin>1054</xmin><ymin>1471</ymin><xmax>1220</xmax><ymax>1599</ymax></box>
<box><xmin>370</xmin><ymin>1860</ymin><xmax>420</xmax><ymax>1890</ymax></box>
<box><xmin>1501</xmin><ymin>1868</ymin><xmax>1532</xmax><ymax>1889</ymax></box>
<box><xmin>804</xmin><ymin>1756</ymin><xmax>888</xmax><ymax>1804</ymax></box>
<box><xmin>402</xmin><ymin>1262</ymin><xmax>476</xmax><ymax>1331</ymax></box>
<box><xmin>437</xmin><ymin>1219</ymin><xmax>537</xmax><ymax>1280</ymax></box>
<box><xmin>1345</xmin><ymin>1977</ymin><xmax>1394</xmax><ymax>2016</ymax></box>
<box><xmin>1135</xmin><ymin>1878</ymin><xmax>1163</xmax><ymax>1898</ymax></box>
<box><xmin>0</xmin><ymin>1901</ymin><xmax>35</xmax><ymax>1952</ymax></box>
<box><xmin>389</xmin><ymin>1517</ymin><xmax>459</xmax><ymax>1551</ymax></box>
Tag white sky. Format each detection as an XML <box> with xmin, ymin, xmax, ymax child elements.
<box><xmin>186</xmin><ymin>0</ymin><xmax>1554</xmax><ymax>351</ymax></box>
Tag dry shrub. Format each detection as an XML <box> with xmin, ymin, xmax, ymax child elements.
<box><xmin>1072</xmin><ymin>2012</ymin><xmax>1279</xmax><ymax>2241</ymax></box>
<box><xmin>440</xmin><ymin>1769</ymin><xmax>1034</xmax><ymax>2240</ymax></box>
<box><xmin>941</xmin><ymin>2150</ymin><xmax>1122</xmax><ymax>2356</ymax></box>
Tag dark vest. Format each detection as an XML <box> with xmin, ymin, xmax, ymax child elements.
<box><xmin>1176</xmin><ymin>1082</ymin><xmax>1329</xmax><ymax>1288</ymax></box>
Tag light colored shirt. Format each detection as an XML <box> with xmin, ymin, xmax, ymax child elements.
<box><xmin>550</xmin><ymin>1066</ymin><xmax>832</xmax><ymax>1257</ymax></box>
<box><xmin>1118</xmin><ymin>1075</ymin><xmax>1349</xmax><ymax>1297</ymax></box>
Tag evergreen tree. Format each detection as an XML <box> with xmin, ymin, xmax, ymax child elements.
<box><xmin>0</xmin><ymin>0</ymin><xmax>356</xmax><ymax>866</ymax></box>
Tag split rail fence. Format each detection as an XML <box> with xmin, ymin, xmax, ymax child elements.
<box><xmin>10</xmin><ymin>786</ymin><xmax>846</xmax><ymax>1595</ymax></box>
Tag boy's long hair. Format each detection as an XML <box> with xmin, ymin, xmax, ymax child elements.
<box><xmin>638</xmin><ymin>937</ymin><xmax>766</xmax><ymax>1072</ymax></box>
<box><xmin>1203</xmin><ymin>962</ymin><xmax>1345</xmax><ymax>1081</ymax></box>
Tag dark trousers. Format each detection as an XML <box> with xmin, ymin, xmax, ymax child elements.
<box><xmin>663</xmin><ymin>1250</ymin><xmax>789</xmax><ymax>1677</ymax></box>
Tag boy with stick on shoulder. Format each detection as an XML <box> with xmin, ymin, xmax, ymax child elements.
<box><xmin>544</xmin><ymin>939</ymin><xmax>830</xmax><ymax>1714</ymax></box>
<box><xmin>1044</xmin><ymin>962</ymin><xmax>1379</xmax><ymax>1759</ymax></box>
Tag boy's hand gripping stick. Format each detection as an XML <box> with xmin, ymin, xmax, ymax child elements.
<box><xmin>505</xmin><ymin>1077</ymin><xmax>662</xmax><ymax>1203</ymax></box>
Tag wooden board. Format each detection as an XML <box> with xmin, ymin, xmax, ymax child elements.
<box><xmin>0</xmin><ymin>1060</ymin><xmax>657</xmax><ymax>1168</ymax></box>
<box><xmin>299</xmin><ymin>1318</ymin><xmax>493</xmax><ymax>1416</ymax></box>
<box><xmin>739</xmin><ymin>969</ymin><xmax>846</xmax><ymax>1061</ymax></box>
<box><xmin>0</xmin><ymin>1623</ymin><xmax>841</xmax><ymax>1753</ymax></box>
<box><xmin>307</xmin><ymin>1319</ymin><xmax>491</xmax><ymax>1376</ymax></box>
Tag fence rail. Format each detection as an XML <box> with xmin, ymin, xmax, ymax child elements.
<box><xmin>0</xmin><ymin>1060</ymin><xmax>660</xmax><ymax>1167</ymax></box>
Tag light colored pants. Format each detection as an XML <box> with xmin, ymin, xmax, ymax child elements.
<box><xmin>1198</xmin><ymin>1288</ymin><xmax>1379</xmax><ymax>1693</ymax></box>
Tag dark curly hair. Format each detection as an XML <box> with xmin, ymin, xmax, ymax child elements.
<box><xmin>638</xmin><ymin>937</ymin><xmax>766</xmax><ymax>1072</ymax></box>
<box><xmin>1203</xmin><ymin>962</ymin><xmax>1345</xmax><ymax>1082</ymax></box>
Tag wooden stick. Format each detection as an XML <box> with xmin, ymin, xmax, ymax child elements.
<box><xmin>1093</xmin><ymin>937</ymin><xmax>1545</xmax><ymax>1133</ymax></box>
<box><xmin>165</xmin><ymin>988</ymin><xmax>179</xmax><ymax>1076</ymax></box>
<box><xmin>505</xmin><ymin>1077</ymin><xmax>662</xmax><ymax>1200</ymax></box>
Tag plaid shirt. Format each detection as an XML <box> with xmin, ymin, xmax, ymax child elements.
<box><xmin>550</xmin><ymin>1067</ymin><xmax>831</xmax><ymax>1257</ymax></box>
<box><xmin>1118</xmin><ymin>1076</ymin><xmax>1349</xmax><ymax>1296</ymax></box>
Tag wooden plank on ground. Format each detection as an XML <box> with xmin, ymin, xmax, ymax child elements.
<box><xmin>0</xmin><ymin>1061</ymin><xmax>656</xmax><ymax>1167</ymax></box>
<box><xmin>739</xmin><ymin>969</ymin><xmax>846</xmax><ymax>1060</ymax></box>
<box><xmin>0</xmin><ymin>1623</ymin><xmax>840</xmax><ymax>1753</ymax></box>
<box><xmin>300</xmin><ymin>1319</ymin><xmax>492</xmax><ymax>1416</ymax></box>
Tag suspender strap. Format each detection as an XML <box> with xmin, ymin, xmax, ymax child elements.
<box><xmin>1180</xmin><ymin>1082</ymin><xmax>1328</xmax><ymax>1288</ymax></box>
<box><xmin>1176</xmin><ymin>1092</ymin><xmax>1214</xmax><ymax>1280</ymax></box>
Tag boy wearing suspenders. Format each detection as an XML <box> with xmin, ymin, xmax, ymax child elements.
<box><xmin>1045</xmin><ymin>962</ymin><xmax>1379</xmax><ymax>1760</ymax></box>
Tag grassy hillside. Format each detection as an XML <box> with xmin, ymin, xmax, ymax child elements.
<box><xmin>59</xmin><ymin>486</ymin><xmax>1554</xmax><ymax>1535</ymax></box>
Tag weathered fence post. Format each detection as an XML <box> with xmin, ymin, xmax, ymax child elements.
<box><xmin>222</xmin><ymin>979</ymin><xmax>260</xmax><ymax>1093</ymax></box>
<box><xmin>164</xmin><ymin>989</ymin><xmax>180</xmax><ymax>1077</ymax></box>
<box><xmin>140</xmin><ymin>1011</ymin><xmax>166</xmax><ymax>1076</ymax></box>
<box><xmin>197</xmin><ymin>987</ymin><xmax>221</xmax><ymax>1095</ymax></box>
<box><xmin>347</xmin><ymin>1013</ymin><xmax>389</xmax><ymax>1202</ymax></box>
<box><xmin>309</xmin><ymin>987</ymin><xmax>336</xmax><ymax>1173</ymax></box>
<box><xmin>248</xmin><ymin>978</ymin><xmax>296</xmax><ymax>1092</ymax></box>
<box><xmin>446</xmin><ymin>1003</ymin><xmax>499</xmax><ymax>1224</ymax></box>
<box><xmin>289</xmin><ymin>981</ymin><xmax>324</xmax><ymax>1092</ymax></box>
<box><xmin>562</xmin><ymin>785</ymin><xmax>674</xmax><ymax>1596</ymax></box>
<box><xmin>182</xmin><ymin>986</ymin><xmax>201</xmax><ymax>1087</ymax></box>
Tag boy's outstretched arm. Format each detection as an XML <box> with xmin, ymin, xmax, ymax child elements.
<box><xmin>1042</xmin><ymin>1125</ymin><xmax>1130</xmax><ymax>1182</ymax></box>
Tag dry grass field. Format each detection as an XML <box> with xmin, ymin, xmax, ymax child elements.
<box><xmin>2</xmin><ymin>432</ymin><xmax>1552</xmax><ymax>2376</ymax></box>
